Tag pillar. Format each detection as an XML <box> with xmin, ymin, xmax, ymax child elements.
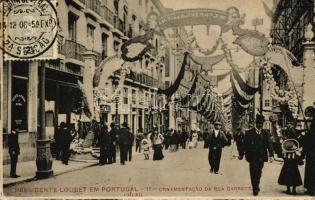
<box><xmin>36</xmin><ymin>62</ymin><xmax>53</xmax><ymax>179</ymax></box>
<box><xmin>83</xmin><ymin>50</ymin><xmax>97</xmax><ymax>120</ymax></box>
<box><xmin>28</xmin><ymin>61</ymin><xmax>38</xmax><ymax>133</ymax></box>
<box><xmin>302</xmin><ymin>42</ymin><xmax>315</xmax><ymax>109</ymax></box>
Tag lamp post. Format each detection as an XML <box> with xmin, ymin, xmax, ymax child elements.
<box><xmin>36</xmin><ymin>61</ymin><xmax>53</xmax><ymax>179</ymax></box>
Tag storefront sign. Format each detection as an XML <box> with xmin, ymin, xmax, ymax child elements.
<box><xmin>2</xmin><ymin>0</ymin><xmax>58</xmax><ymax>60</ymax></box>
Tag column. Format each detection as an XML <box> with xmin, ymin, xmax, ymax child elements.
<box><xmin>36</xmin><ymin>61</ymin><xmax>53</xmax><ymax>179</ymax></box>
<box><xmin>28</xmin><ymin>61</ymin><xmax>38</xmax><ymax>133</ymax></box>
<box><xmin>302</xmin><ymin>42</ymin><xmax>315</xmax><ymax>110</ymax></box>
<box><xmin>83</xmin><ymin>50</ymin><xmax>97</xmax><ymax>120</ymax></box>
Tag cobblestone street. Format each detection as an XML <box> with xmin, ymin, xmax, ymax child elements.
<box><xmin>4</xmin><ymin>143</ymin><xmax>307</xmax><ymax>198</ymax></box>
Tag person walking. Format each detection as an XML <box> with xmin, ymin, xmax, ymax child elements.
<box><xmin>8</xmin><ymin>127</ymin><xmax>20</xmax><ymax>178</ymax></box>
<box><xmin>278</xmin><ymin>119</ymin><xmax>303</xmax><ymax>195</ymax></box>
<box><xmin>150</xmin><ymin>128</ymin><xmax>164</xmax><ymax>160</ymax></box>
<box><xmin>127</xmin><ymin>127</ymin><xmax>134</xmax><ymax>162</ymax></box>
<box><xmin>141</xmin><ymin>133</ymin><xmax>150</xmax><ymax>160</ymax></box>
<box><xmin>207</xmin><ymin>121</ymin><xmax>228</xmax><ymax>174</ymax></box>
<box><xmin>180</xmin><ymin>130</ymin><xmax>188</xmax><ymax>149</ymax></box>
<box><xmin>99</xmin><ymin>124</ymin><xmax>112</xmax><ymax>165</ymax></box>
<box><xmin>234</xmin><ymin>127</ymin><xmax>245</xmax><ymax>160</ymax></box>
<box><xmin>54</xmin><ymin>122</ymin><xmax>65</xmax><ymax>160</ymax></box>
<box><xmin>135</xmin><ymin>128</ymin><xmax>144</xmax><ymax>153</ymax></box>
<box><xmin>203</xmin><ymin>128</ymin><xmax>210</xmax><ymax>148</ymax></box>
<box><xmin>191</xmin><ymin>130</ymin><xmax>199</xmax><ymax>148</ymax></box>
<box><xmin>244</xmin><ymin>115</ymin><xmax>274</xmax><ymax>196</ymax></box>
<box><xmin>118</xmin><ymin>122</ymin><xmax>132</xmax><ymax>165</ymax></box>
<box><xmin>303</xmin><ymin>105</ymin><xmax>315</xmax><ymax>196</ymax></box>
<box><xmin>109</xmin><ymin>123</ymin><xmax>118</xmax><ymax>163</ymax></box>
<box><xmin>61</xmin><ymin>124</ymin><xmax>77</xmax><ymax>165</ymax></box>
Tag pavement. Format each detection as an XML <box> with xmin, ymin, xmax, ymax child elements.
<box><xmin>3</xmin><ymin>147</ymin><xmax>142</xmax><ymax>187</ymax></box>
<box><xmin>3</xmin><ymin>142</ymin><xmax>311</xmax><ymax>198</ymax></box>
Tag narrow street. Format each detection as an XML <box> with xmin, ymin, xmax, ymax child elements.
<box><xmin>4</xmin><ymin>143</ymin><xmax>306</xmax><ymax>198</ymax></box>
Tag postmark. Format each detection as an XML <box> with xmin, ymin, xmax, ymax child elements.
<box><xmin>1</xmin><ymin>0</ymin><xmax>58</xmax><ymax>59</ymax></box>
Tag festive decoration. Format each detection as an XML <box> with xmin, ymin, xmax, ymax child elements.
<box><xmin>260</xmin><ymin>57</ymin><xmax>299</xmax><ymax>116</ymax></box>
<box><xmin>121</xmin><ymin>29</ymin><xmax>154</xmax><ymax>62</ymax></box>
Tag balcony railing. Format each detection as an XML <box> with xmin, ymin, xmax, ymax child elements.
<box><xmin>59</xmin><ymin>40</ymin><xmax>85</xmax><ymax>62</ymax></box>
<box><xmin>114</xmin><ymin>16</ymin><xmax>124</xmax><ymax>33</ymax></box>
<box><xmin>85</xmin><ymin>0</ymin><xmax>101</xmax><ymax>15</ymax></box>
<box><xmin>101</xmin><ymin>6</ymin><xmax>115</xmax><ymax>26</ymax></box>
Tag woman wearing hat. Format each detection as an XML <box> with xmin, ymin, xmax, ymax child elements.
<box><xmin>303</xmin><ymin>106</ymin><xmax>315</xmax><ymax>196</ymax></box>
<box><xmin>150</xmin><ymin>128</ymin><xmax>164</xmax><ymax>160</ymax></box>
<box><xmin>277</xmin><ymin>119</ymin><xmax>303</xmax><ymax>195</ymax></box>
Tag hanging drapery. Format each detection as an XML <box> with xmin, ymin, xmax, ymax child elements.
<box><xmin>191</xmin><ymin>54</ymin><xmax>225</xmax><ymax>71</ymax></box>
<box><xmin>179</xmin><ymin>74</ymin><xmax>198</xmax><ymax>106</ymax></box>
<box><xmin>158</xmin><ymin>52</ymin><xmax>189</xmax><ymax>96</ymax></box>
<box><xmin>231</xmin><ymin>65</ymin><xmax>259</xmax><ymax>96</ymax></box>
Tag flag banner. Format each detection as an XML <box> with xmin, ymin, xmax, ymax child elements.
<box><xmin>179</xmin><ymin>74</ymin><xmax>198</xmax><ymax>106</ymax></box>
<box><xmin>190</xmin><ymin>89</ymin><xmax>210</xmax><ymax>111</ymax></box>
<box><xmin>158</xmin><ymin>52</ymin><xmax>189</xmax><ymax>96</ymax></box>
<box><xmin>231</xmin><ymin>65</ymin><xmax>259</xmax><ymax>95</ymax></box>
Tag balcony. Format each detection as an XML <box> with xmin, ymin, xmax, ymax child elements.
<box><xmin>59</xmin><ymin>40</ymin><xmax>86</xmax><ymax>62</ymax></box>
<box><xmin>85</xmin><ymin>0</ymin><xmax>101</xmax><ymax>15</ymax></box>
<box><xmin>114</xmin><ymin>16</ymin><xmax>124</xmax><ymax>33</ymax></box>
<box><xmin>101</xmin><ymin>6</ymin><xmax>115</xmax><ymax>26</ymax></box>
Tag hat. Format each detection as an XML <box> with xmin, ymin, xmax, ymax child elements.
<box><xmin>122</xmin><ymin>122</ymin><xmax>128</xmax><ymax>127</ymax></box>
<box><xmin>110</xmin><ymin>122</ymin><xmax>116</xmax><ymax>128</ymax></box>
<box><xmin>255</xmin><ymin>114</ymin><xmax>265</xmax><ymax>124</ymax></box>
<box><xmin>305</xmin><ymin>106</ymin><xmax>315</xmax><ymax>118</ymax></box>
<box><xmin>214</xmin><ymin>121</ymin><xmax>222</xmax><ymax>126</ymax></box>
<box><xmin>282</xmin><ymin>139</ymin><xmax>299</xmax><ymax>152</ymax></box>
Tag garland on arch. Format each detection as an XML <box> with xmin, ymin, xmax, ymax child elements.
<box><xmin>259</xmin><ymin>57</ymin><xmax>298</xmax><ymax>117</ymax></box>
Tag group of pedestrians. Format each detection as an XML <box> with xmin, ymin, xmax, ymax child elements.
<box><xmin>225</xmin><ymin>112</ymin><xmax>315</xmax><ymax>196</ymax></box>
<box><xmin>54</xmin><ymin>122</ymin><xmax>77</xmax><ymax>165</ymax></box>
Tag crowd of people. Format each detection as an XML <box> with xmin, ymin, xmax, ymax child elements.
<box><xmin>7</xmin><ymin>107</ymin><xmax>315</xmax><ymax>197</ymax></box>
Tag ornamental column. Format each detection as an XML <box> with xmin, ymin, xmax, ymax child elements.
<box><xmin>302</xmin><ymin>23</ymin><xmax>315</xmax><ymax>110</ymax></box>
<box><xmin>36</xmin><ymin>61</ymin><xmax>53</xmax><ymax>179</ymax></box>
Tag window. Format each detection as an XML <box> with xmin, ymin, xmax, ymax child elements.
<box><xmin>87</xmin><ymin>24</ymin><xmax>95</xmax><ymax>48</ymax></box>
<box><xmin>132</xmin><ymin>89</ymin><xmax>136</xmax><ymax>104</ymax></box>
<box><xmin>123</xmin><ymin>87</ymin><xmax>128</xmax><ymax>104</ymax></box>
<box><xmin>68</xmin><ymin>13</ymin><xmax>78</xmax><ymax>41</ymax></box>
<box><xmin>124</xmin><ymin>114</ymin><xmax>128</xmax><ymax>123</ymax></box>
<box><xmin>151</xmin><ymin>94</ymin><xmax>154</xmax><ymax>106</ymax></box>
<box><xmin>145</xmin><ymin>93</ymin><xmax>149</xmax><ymax>106</ymax></box>
<box><xmin>265</xmin><ymin>99</ymin><xmax>270</xmax><ymax>107</ymax></box>
<box><xmin>101</xmin><ymin>34</ymin><xmax>108</xmax><ymax>59</ymax></box>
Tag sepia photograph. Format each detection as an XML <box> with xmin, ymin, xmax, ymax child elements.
<box><xmin>1</xmin><ymin>0</ymin><xmax>315</xmax><ymax>199</ymax></box>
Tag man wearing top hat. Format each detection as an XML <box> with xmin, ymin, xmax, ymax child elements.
<box><xmin>118</xmin><ymin>122</ymin><xmax>132</xmax><ymax>165</ymax></box>
<box><xmin>244</xmin><ymin>114</ymin><xmax>274</xmax><ymax>196</ymax></box>
<box><xmin>207</xmin><ymin>120</ymin><xmax>228</xmax><ymax>174</ymax></box>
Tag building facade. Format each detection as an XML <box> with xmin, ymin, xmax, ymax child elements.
<box><xmin>2</xmin><ymin>0</ymin><xmax>169</xmax><ymax>164</ymax></box>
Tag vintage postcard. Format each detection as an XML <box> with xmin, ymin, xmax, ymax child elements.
<box><xmin>1</xmin><ymin>0</ymin><xmax>315</xmax><ymax>199</ymax></box>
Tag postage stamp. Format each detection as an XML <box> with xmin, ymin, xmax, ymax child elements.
<box><xmin>1</xmin><ymin>0</ymin><xmax>58</xmax><ymax>60</ymax></box>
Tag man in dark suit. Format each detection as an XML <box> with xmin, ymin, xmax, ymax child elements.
<box><xmin>118</xmin><ymin>122</ymin><xmax>132</xmax><ymax>165</ymax></box>
<box><xmin>127</xmin><ymin>127</ymin><xmax>134</xmax><ymax>162</ymax></box>
<box><xmin>8</xmin><ymin>128</ymin><xmax>20</xmax><ymax>178</ymax></box>
<box><xmin>234</xmin><ymin>127</ymin><xmax>245</xmax><ymax>160</ymax></box>
<box><xmin>109</xmin><ymin>123</ymin><xmax>118</xmax><ymax>163</ymax></box>
<box><xmin>207</xmin><ymin>121</ymin><xmax>228</xmax><ymax>174</ymax></box>
<box><xmin>244</xmin><ymin>115</ymin><xmax>274</xmax><ymax>196</ymax></box>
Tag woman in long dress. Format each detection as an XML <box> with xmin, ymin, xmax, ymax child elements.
<box><xmin>304</xmin><ymin>107</ymin><xmax>315</xmax><ymax>196</ymax></box>
<box><xmin>277</xmin><ymin>121</ymin><xmax>302</xmax><ymax>195</ymax></box>
<box><xmin>150</xmin><ymin>129</ymin><xmax>164</xmax><ymax>160</ymax></box>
